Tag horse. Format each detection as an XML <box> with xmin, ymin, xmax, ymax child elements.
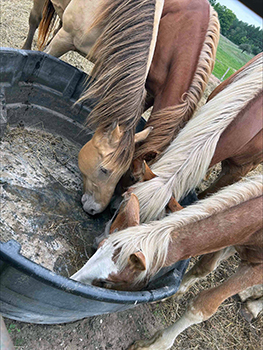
<box><xmin>129</xmin><ymin>53</ymin><xmax>263</xmax><ymax>223</ymax></box>
<box><xmin>22</xmin><ymin>0</ymin><xmax>220</xmax><ymax>215</ymax></box>
<box><xmin>71</xmin><ymin>174</ymin><xmax>263</xmax><ymax>349</ymax></box>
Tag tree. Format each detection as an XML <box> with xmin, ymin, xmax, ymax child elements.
<box><xmin>213</xmin><ymin>3</ymin><xmax>236</xmax><ymax>36</ymax></box>
<box><xmin>208</xmin><ymin>0</ymin><xmax>217</xmax><ymax>6</ymax></box>
<box><xmin>209</xmin><ymin>0</ymin><xmax>263</xmax><ymax>54</ymax></box>
<box><xmin>239</xmin><ymin>43</ymin><xmax>251</xmax><ymax>53</ymax></box>
<box><xmin>252</xmin><ymin>45</ymin><xmax>261</xmax><ymax>55</ymax></box>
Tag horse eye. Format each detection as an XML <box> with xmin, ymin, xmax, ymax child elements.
<box><xmin>100</xmin><ymin>166</ymin><xmax>109</xmax><ymax>175</ymax></box>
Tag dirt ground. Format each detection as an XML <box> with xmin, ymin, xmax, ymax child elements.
<box><xmin>1</xmin><ymin>1</ymin><xmax>262</xmax><ymax>349</ymax></box>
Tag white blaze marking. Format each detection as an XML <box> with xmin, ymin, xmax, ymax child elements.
<box><xmin>71</xmin><ymin>241</ymin><xmax>118</xmax><ymax>284</ymax></box>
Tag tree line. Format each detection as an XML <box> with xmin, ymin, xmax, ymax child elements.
<box><xmin>209</xmin><ymin>0</ymin><xmax>262</xmax><ymax>55</ymax></box>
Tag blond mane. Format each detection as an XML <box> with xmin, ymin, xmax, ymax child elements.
<box><xmin>131</xmin><ymin>53</ymin><xmax>263</xmax><ymax>222</ymax></box>
<box><xmin>109</xmin><ymin>175</ymin><xmax>263</xmax><ymax>285</ymax></box>
<box><xmin>134</xmin><ymin>6</ymin><xmax>220</xmax><ymax>161</ymax></box>
<box><xmin>77</xmin><ymin>0</ymin><xmax>156</xmax><ymax>173</ymax></box>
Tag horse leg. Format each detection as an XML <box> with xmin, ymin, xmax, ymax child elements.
<box><xmin>198</xmin><ymin>158</ymin><xmax>258</xmax><ymax>199</ymax></box>
<box><xmin>22</xmin><ymin>0</ymin><xmax>45</xmax><ymax>50</ymax></box>
<box><xmin>44</xmin><ymin>27</ymin><xmax>75</xmax><ymax>57</ymax></box>
<box><xmin>239</xmin><ymin>284</ymin><xmax>263</xmax><ymax>301</ymax></box>
<box><xmin>175</xmin><ymin>247</ymin><xmax>236</xmax><ymax>298</ymax></box>
<box><xmin>128</xmin><ymin>262</ymin><xmax>263</xmax><ymax>350</ymax></box>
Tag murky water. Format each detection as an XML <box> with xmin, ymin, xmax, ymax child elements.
<box><xmin>0</xmin><ymin>125</ymin><xmax>111</xmax><ymax>277</ymax></box>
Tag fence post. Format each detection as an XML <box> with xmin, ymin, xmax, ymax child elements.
<box><xmin>220</xmin><ymin>67</ymin><xmax>231</xmax><ymax>81</ymax></box>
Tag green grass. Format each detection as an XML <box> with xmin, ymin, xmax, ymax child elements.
<box><xmin>212</xmin><ymin>35</ymin><xmax>254</xmax><ymax>81</ymax></box>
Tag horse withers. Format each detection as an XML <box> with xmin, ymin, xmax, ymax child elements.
<box><xmin>23</xmin><ymin>0</ymin><xmax>219</xmax><ymax>214</ymax></box>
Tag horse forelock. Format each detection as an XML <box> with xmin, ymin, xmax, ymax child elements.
<box><xmin>134</xmin><ymin>5</ymin><xmax>220</xmax><ymax>161</ymax></box>
<box><xmin>108</xmin><ymin>175</ymin><xmax>263</xmax><ymax>285</ymax></box>
<box><xmin>78</xmin><ymin>0</ymin><xmax>156</xmax><ymax>133</ymax></box>
<box><xmin>102</xmin><ymin>129</ymin><xmax>135</xmax><ymax>177</ymax></box>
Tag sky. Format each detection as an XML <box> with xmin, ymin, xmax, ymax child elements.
<box><xmin>216</xmin><ymin>0</ymin><xmax>263</xmax><ymax>29</ymax></box>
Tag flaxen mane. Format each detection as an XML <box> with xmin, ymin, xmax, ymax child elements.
<box><xmin>78</xmin><ymin>0</ymin><xmax>156</xmax><ymax>174</ymax></box>
<box><xmin>108</xmin><ymin>175</ymin><xmax>263</xmax><ymax>285</ymax></box>
<box><xmin>134</xmin><ymin>6</ymin><xmax>220</xmax><ymax>162</ymax></box>
<box><xmin>131</xmin><ymin>53</ymin><xmax>263</xmax><ymax>222</ymax></box>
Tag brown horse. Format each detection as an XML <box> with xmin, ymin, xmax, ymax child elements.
<box><xmin>23</xmin><ymin>0</ymin><xmax>220</xmax><ymax>215</ymax></box>
<box><xmin>129</xmin><ymin>53</ymin><xmax>263</xmax><ymax>223</ymax></box>
<box><xmin>71</xmin><ymin>175</ymin><xmax>263</xmax><ymax>349</ymax></box>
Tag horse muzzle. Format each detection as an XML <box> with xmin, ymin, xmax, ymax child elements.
<box><xmin>81</xmin><ymin>194</ymin><xmax>104</xmax><ymax>215</ymax></box>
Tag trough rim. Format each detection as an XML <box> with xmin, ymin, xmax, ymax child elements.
<box><xmin>0</xmin><ymin>240</ymin><xmax>186</xmax><ymax>304</ymax></box>
<box><xmin>0</xmin><ymin>47</ymin><xmax>189</xmax><ymax>310</ymax></box>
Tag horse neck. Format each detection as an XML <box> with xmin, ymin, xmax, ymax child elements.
<box><xmin>112</xmin><ymin>176</ymin><xmax>263</xmax><ymax>284</ymax></box>
<box><xmin>148</xmin><ymin>0</ymin><xmax>212</xmax><ymax>110</ymax></box>
<box><xmin>134</xmin><ymin>3</ymin><xmax>220</xmax><ymax>161</ymax></box>
<box><xmin>165</xmin><ymin>195</ymin><xmax>263</xmax><ymax>266</ymax></box>
<box><xmin>151</xmin><ymin>55</ymin><xmax>263</xmax><ymax>201</ymax></box>
<box><xmin>79</xmin><ymin>0</ymin><xmax>157</xmax><ymax>132</ymax></box>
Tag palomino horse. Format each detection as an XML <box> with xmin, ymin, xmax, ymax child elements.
<box><xmin>23</xmin><ymin>0</ymin><xmax>220</xmax><ymax>215</ymax></box>
<box><xmin>71</xmin><ymin>175</ymin><xmax>263</xmax><ymax>349</ymax></box>
<box><xmin>130</xmin><ymin>53</ymin><xmax>263</xmax><ymax>222</ymax></box>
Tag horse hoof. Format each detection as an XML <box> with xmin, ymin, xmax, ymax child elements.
<box><xmin>240</xmin><ymin>305</ymin><xmax>254</xmax><ymax>323</ymax></box>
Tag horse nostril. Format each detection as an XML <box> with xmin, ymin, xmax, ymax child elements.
<box><xmin>89</xmin><ymin>208</ymin><xmax>95</xmax><ymax>215</ymax></box>
<box><xmin>81</xmin><ymin>194</ymin><xmax>87</xmax><ymax>204</ymax></box>
<box><xmin>93</xmin><ymin>279</ymin><xmax>106</xmax><ymax>288</ymax></box>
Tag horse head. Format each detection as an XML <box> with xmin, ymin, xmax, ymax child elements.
<box><xmin>78</xmin><ymin>122</ymin><xmax>153</xmax><ymax>215</ymax></box>
<box><xmin>71</xmin><ymin>191</ymin><xmax>183</xmax><ymax>290</ymax></box>
<box><xmin>71</xmin><ymin>193</ymin><xmax>147</xmax><ymax>290</ymax></box>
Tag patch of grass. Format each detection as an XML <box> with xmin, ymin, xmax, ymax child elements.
<box><xmin>8</xmin><ymin>324</ymin><xmax>21</xmax><ymax>333</ymax></box>
<box><xmin>212</xmin><ymin>35</ymin><xmax>254</xmax><ymax>81</ymax></box>
<box><xmin>7</xmin><ymin>324</ymin><xmax>25</xmax><ymax>347</ymax></box>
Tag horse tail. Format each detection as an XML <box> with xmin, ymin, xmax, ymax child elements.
<box><xmin>37</xmin><ymin>0</ymin><xmax>57</xmax><ymax>50</ymax></box>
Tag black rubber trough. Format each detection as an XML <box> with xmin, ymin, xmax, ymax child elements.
<box><xmin>0</xmin><ymin>48</ymin><xmax>190</xmax><ymax>324</ymax></box>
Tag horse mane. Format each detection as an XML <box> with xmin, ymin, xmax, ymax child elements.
<box><xmin>109</xmin><ymin>174</ymin><xmax>263</xmax><ymax>285</ymax></box>
<box><xmin>77</xmin><ymin>0</ymin><xmax>156</xmax><ymax>173</ymax></box>
<box><xmin>134</xmin><ymin>5</ymin><xmax>220</xmax><ymax>162</ymax></box>
<box><xmin>131</xmin><ymin>53</ymin><xmax>263</xmax><ymax>222</ymax></box>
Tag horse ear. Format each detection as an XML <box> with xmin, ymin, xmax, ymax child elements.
<box><xmin>132</xmin><ymin>159</ymin><xmax>144</xmax><ymax>176</ymax></box>
<box><xmin>167</xmin><ymin>196</ymin><xmax>183</xmax><ymax>212</ymax></box>
<box><xmin>110</xmin><ymin>193</ymin><xmax>140</xmax><ymax>233</ymax></box>
<box><xmin>125</xmin><ymin>193</ymin><xmax>140</xmax><ymax>226</ymax></box>
<box><xmin>134</xmin><ymin>126</ymin><xmax>153</xmax><ymax>143</ymax></box>
<box><xmin>142</xmin><ymin>161</ymin><xmax>156</xmax><ymax>181</ymax></box>
<box><xmin>109</xmin><ymin>123</ymin><xmax>122</xmax><ymax>146</ymax></box>
<box><xmin>98</xmin><ymin>238</ymin><xmax>107</xmax><ymax>248</ymax></box>
<box><xmin>129</xmin><ymin>251</ymin><xmax>146</xmax><ymax>271</ymax></box>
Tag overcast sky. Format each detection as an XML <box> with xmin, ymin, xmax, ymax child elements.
<box><xmin>216</xmin><ymin>0</ymin><xmax>262</xmax><ymax>29</ymax></box>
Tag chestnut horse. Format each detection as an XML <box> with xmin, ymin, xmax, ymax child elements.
<box><xmin>23</xmin><ymin>0</ymin><xmax>220</xmax><ymax>215</ymax></box>
<box><xmin>130</xmin><ymin>53</ymin><xmax>263</xmax><ymax>222</ymax></box>
<box><xmin>71</xmin><ymin>175</ymin><xmax>263</xmax><ymax>349</ymax></box>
